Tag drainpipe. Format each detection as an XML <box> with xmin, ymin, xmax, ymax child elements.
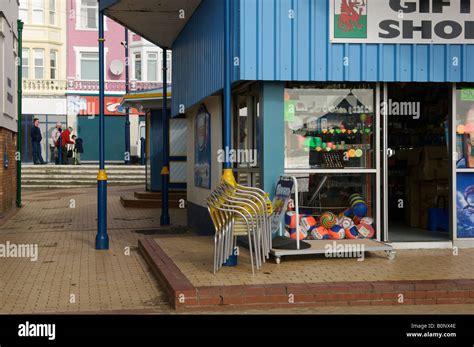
<box><xmin>95</xmin><ymin>9</ymin><xmax>109</xmax><ymax>250</ymax></box>
<box><xmin>124</xmin><ymin>28</ymin><xmax>131</xmax><ymax>165</ymax></box>
<box><xmin>16</xmin><ymin>20</ymin><xmax>23</xmax><ymax>208</ymax></box>
<box><xmin>160</xmin><ymin>49</ymin><xmax>170</xmax><ymax>226</ymax></box>
<box><xmin>222</xmin><ymin>0</ymin><xmax>235</xmax><ymax>184</ymax></box>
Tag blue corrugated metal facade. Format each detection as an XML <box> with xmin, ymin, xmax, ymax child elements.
<box><xmin>172</xmin><ymin>0</ymin><xmax>474</xmax><ymax>115</ymax></box>
<box><xmin>239</xmin><ymin>0</ymin><xmax>474</xmax><ymax>83</ymax></box>
<box><xmin>171</xmin><ymin>0</ymin><xmax>239</xmax><ymax>116</ymax></box>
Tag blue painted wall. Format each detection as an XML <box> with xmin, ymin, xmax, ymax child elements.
<box><xmin>171</xmin><ymin>0</ymin><xmax>239</xmax><ymax>117</ymax></box>
<box><xmin>259</xmin><ymin>82</ymin><xmax>285</xmax><ymax>197</ymax></box>
<box><xmin>171</xmin><ymin>0</ymin><xmax>474</xmax><ymax>117</ymax></box>
<box><xmin>239</xmin><ymin>0</ymin><xmax>474</xmax><ymax>83</ymax></box>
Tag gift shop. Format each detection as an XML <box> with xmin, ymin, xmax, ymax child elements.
<box><xmin>102</xmin><ymin>0</ymin><xmax>474</xmax><ymax>255</ymax></box>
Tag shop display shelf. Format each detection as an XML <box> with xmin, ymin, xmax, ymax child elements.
<box><xmin>270</xmin><ymin>239</ymin><xmax>396</xmax><ymax>264</ymax></box>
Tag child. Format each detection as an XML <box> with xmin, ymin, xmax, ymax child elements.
<box><xmin>72</xmin><ymin>135</ymin><xmax>84</xmax><ymax>165</ymax></box>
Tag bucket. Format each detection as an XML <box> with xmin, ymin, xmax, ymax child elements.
<box><xmin>223</xmin><ymin>248</ymin><xmax>238</xmax><ymax>267</ymax></box>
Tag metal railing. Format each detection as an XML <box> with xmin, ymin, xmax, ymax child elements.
<box><xmin>67</xmin><ymin>79</ymin><xmax>163</xmax><ymax>93</ymax></box>
<box><xmin>23</xmin><ymin>79</ymin><xmax>67</xmax><ymax>95</ymax></box>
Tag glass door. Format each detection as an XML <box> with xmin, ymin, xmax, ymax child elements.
<box><xmin>383</xmin><ymin>83</ymin><xmax>452</xmax><ymax>243</ymax></box>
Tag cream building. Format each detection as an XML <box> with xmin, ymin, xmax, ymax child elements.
<box><xmin>20</xmin><ymin>0</ymin><xmax>67</xmax><ymax>162</ymax></box>
<box><xmin>0</xmin><ymin>0</ymin><xmax>19</xmax><ymax>215</ymax></box>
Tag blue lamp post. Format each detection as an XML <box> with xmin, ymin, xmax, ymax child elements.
<box><xmin>222</xmin><ymin>0</ymin><xmax>235</xmax><ymax>185</ymax></box>
<box><xmin>160</xmin><ymin>48</ymin><xmax>170</xmax><ymax>226</ymax></box>
<box><xmin>124</xmin><ymin>28</ymin><xmax>131</xmax><ymax>165</ymax></box>
<box><xmin>96</xmin><ymin>9</ymin><xmax>109</xmax><ymax>250</ymax></box>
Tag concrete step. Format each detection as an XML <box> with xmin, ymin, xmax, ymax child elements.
<box><xmin>134</xmin><ymin>191</ymin><xmax>187</xmax><ymax>200</ymax></box>
<box><xmin>21</xmin><ymin>164</ymin><xmax>145</xmax><ymax>188</ymax></box>
<box><xmin>22</xmin><ymin>180</ymin><xmax>145</xmax><ymax>186</ymax></box>
<box><xmin>120</xmin><ymin>195</ymin><xmax>184</xmax><ymax>209</ymax></box>
<box><xmin>21</xmin><ymin>172</ymin><xmax>145</xmax><ymax>180</ymax></box>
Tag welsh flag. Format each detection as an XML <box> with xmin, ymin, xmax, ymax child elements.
<box><xmin>334</xmin><ymin>0</ymin><xmax>368</xmax><ymax>39</ymax></box>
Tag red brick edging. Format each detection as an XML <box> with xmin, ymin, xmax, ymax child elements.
<box><xmin>138</xmin><ymin>238</ymin><xmax>474</xmax><ymax>311</ymax></box>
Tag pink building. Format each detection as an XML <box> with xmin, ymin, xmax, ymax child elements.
<box><xmin>66</xmin><ymin>0</ymin><xmax>162</xmax><ymax>161</ymax></box>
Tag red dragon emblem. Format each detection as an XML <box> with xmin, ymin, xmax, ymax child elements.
<box><xmin>338</xmin><ymin>0</ymin><xmax>366</xmax><ymax>32</ymax></box>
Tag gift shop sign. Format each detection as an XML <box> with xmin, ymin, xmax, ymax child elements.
<box><xmin>330</xmin><ymin>0</ymin><xmax>474</xmax><ymax>44</ymax></box>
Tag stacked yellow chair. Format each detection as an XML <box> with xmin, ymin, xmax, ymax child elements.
<box><xmin>206</xmin><ymin>179</ymin><xmax>273</xmax><ymax>275</ymax></box>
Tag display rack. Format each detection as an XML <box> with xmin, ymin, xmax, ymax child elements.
<box><xmin>270</xmin><ymin>175</ymin><xmax>396</xmax><ymax>264</ymax></box>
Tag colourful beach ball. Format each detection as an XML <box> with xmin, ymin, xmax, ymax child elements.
<box><xmin>311</xmin><ymin>226</ymin><xmax>330</xmax><ymax>240</ymax></box>
<box><xmin>345</xmin><ymin>225</ymin><xmax>359</xmax><ymax>239</ymax></box>
<box><xmin>290</xmin><ymin>226</ymin><xmax>308</xmax><ymax>240</ymax></box>
<box><xmin>357</xmin><ymin>223</ymin><xmax>375</xmax><ymax>239</ymax></box>
<box><xmin>328</xmin><ymin>225</ymin><xmax>345</xmax><ymax>239</ymax></box>
<box><xmin>320</xmin><ymin>212</ymin><xmax>337</xmax><ymax>229</ymax></box>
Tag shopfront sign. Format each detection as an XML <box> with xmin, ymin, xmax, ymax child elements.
<box><xmin>67</xmin><ymin>96</ymin><xmax>143</xmax><ymax>116</ymax></box>
<box><xmin>330</xmin><ymin>0</ymin><xmax>474</xmax><ymax>44</ymax></box>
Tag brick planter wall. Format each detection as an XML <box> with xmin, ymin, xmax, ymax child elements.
<box><xmin>0</xmin><ymin>128</ymin><xmax>17</xmax><ymax>216</ymax></box>
<box><xmin>139</xmin><ymin>238</ymin><xmax>474</xmax><ymax>311</ymax></box>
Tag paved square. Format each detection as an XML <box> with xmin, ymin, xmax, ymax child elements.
<box><xmin>156</xmin><ymin>236</ymin><xmax>474</xmax><ymax>287</ymax></box>
<box><xmin>0</xmin><ymin>186</ymin><xmax>187</xmax><ymax>314</ymax></box>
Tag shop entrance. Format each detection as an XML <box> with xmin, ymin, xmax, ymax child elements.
<box><xmin>384</xmin><ymin>83</ymin><xmax>451</xmax><ymax>242</ymax></box>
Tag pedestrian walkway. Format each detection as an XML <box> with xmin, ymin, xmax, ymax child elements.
<box><xmin>0</xmin><ymin>186</ymin><xmax>185</xmax><ymax>314</ymax></box>
<box><xmin>1</xmin><ymin>186</ymin><xmax>473</xmax><ymax>314</ymax></box>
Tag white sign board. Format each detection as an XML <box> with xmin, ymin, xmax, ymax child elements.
<box><xmin>330</xmin><ymin>0</ymin><xmax>474</xmax><ymax>44</ymax></box>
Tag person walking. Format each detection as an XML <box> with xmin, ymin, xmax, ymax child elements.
<box><xmin>57</xmin><ymin>126</ymin><xmax>75</xmax><ymax>164</ymax></box>
<box><xmin>30</xmin><ymin>118</ymin><xmax>46</xmax><ymax>165</ymax></box>
<box><xmin>50</xmin><ymin>122</ymin><xmax>62</xmax><ymax>164</ymax></box>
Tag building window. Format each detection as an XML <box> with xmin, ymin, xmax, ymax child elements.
<box><xmin>22</xmin><ymin>49</ymin><xmax>30</xmax><ymax>78</ymax></box>
<box><xmin>32</xmin><ymin>0</ymin><xmax>44</xmax><ymax>25</ymax></box>
<box><xmin>160</xmin><ymin>51</ymin><xmax>172</xmax><ymax>83</ymax></box>
<box><xmin>134</xmin><ymin>52</ymin><xmax>142</xmax><ymax>81</ymax></box>
<box><xmin>146</xmin><ymin>53</ymin><xmax>158</xmax><ymax>82</ymax></box>
<box><xmin>50</xmin><ymin>50</ymin><xmax>57</xmax><ymax>79</ymax></box>
<box><xmin>284</xmin><ymin>84</ymin><xmax>375</xmax><ymax>170</ymax></box>
<box><xmin>79</xmin><ymin>0</ymin><xmax>98</xmax><ymax>29</ymax></box>
<box><xmin>34</xmin><ymin>49</ymin><xmax>44</xmax><ymax>79</ymax></box>
<box><xmin>49</xmin><ymin>0</ymin><xmax>56</xmax><ymax>25</ymax></box>
<box><xmin>79</xmin><ymin>52</ymin><xmax>99</xmax><ymax>80</ymax></box>
<box><xmin>19</xmin><ymin>0</ymin><xmax>29</xmax><ymax>23</ymax></box>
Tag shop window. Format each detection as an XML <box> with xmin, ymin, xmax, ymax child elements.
<box><xmin>284</xmin><ymin>85</ymin><xmax>375</xmax><ymax>170</ymax></box>
<box><xmin>455</xmin><ymin>86</ymin><xmax>474</xmax><ymax>239</ymax></box>
<box><xmin>294</xmin><ymin>173</ymin><xmax>376</xmax><ymax>237</ymax></box>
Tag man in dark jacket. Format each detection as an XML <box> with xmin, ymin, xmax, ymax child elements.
<box><xmin>30</xmin><ymin>118</ymin><xmax>46</xmax><ymax>165</ymax></box>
